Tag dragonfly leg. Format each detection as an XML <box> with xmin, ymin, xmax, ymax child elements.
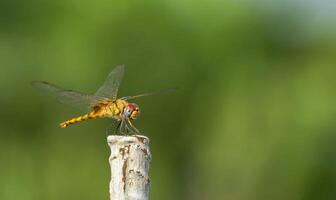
<box><xmin>115</xmin><ymin>121</ymin><xmax>122</xmax><ymax>135</ymax></box>
<box><xmin>117</xmin><ymin>119</ymin><xmax>127</xmax><ymax>135</ymax></box>
<box><xmin>126</xmin><ymin>119</ymin><xmax>140</xmax><ymax>134</ymax></box>
<box><xmin>106</xmin><ymin>119</ymin><xmax>126</xmax><ymax>135</ymax></box>
<box><xmin>106</xmin><ymin>121</ymin><xmax>119</xmax><ymax>135</ymax></box>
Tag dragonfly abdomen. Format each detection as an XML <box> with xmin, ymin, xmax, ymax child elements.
<box><xmin>60</xmin><ymin>111</ymin><xmax>103</xmax><ymax>128</ymax></box>
<box><xmin>59</xmin><ymin>99</ymin><xmax>127</xmax><ymax>128</ymax></box>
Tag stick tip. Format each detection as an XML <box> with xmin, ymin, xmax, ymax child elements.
<box><xmin>107</xmin><ymin>135</ymin><xmax>149</xmax><ymax>146</ymax></box>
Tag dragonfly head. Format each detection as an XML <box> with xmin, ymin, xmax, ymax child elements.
<box><xmin>123</xmin><ymin>103</ymin><xmax>140</xmax><ymax>120</ymax></box>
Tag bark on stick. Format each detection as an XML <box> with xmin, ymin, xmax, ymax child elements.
<box><xmin>107</xmin><ymin>135</ymin><xmax>151</xmax><ymax>200</ymax></box>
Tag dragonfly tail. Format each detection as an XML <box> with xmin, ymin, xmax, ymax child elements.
<box><xmin>60</xmin><ymin>111</ymin><xmax>101</xmax><ymax>128</ymax></box>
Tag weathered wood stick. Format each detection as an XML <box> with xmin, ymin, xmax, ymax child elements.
<box><xmin>107</xmin><ymin>135</ymin><xmax>151</xmax><ymax>200</ymax></box>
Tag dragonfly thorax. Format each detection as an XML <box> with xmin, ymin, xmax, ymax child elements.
<box><xmin>123</xmin><ymin>103</ymin><xmax>140</xmax><ymax>120</ymax></box>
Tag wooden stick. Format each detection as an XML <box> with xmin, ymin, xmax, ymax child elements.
<box><xmin>107</xmin><ymin>135</ymin><xmax>151</xmax><ymax>200</ymax></box>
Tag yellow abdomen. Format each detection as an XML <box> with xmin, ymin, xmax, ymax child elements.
<box><xmin>60</xmin><ymin>99</ymin><xmax>127</xmax><ymax>128</ymax></box>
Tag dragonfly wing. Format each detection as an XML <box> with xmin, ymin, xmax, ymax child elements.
<box><xmin>121</xmin><ymin>87</ymin><xmax>177</xmax><ymax>100</ymax></box>
<box><xmin>95</xmin><ymin>65</ymin><xmax>125</xmax><ymax>100</ymax></box>
<box><xmin>32</xmin><ymin>81</ymin><xmax>105</xmax><ymax>109</ymax></box>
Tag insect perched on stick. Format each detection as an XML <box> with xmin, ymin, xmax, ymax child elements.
<box><xmin>32</xmin><ymin>65</ymin><xmax>174</xmax><ymax>134</ymax></box>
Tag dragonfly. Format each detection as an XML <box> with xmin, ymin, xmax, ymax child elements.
<box><xmin>32</xmin><ymin>65</ymin><xmax>174</xmax><ymax>134</ymax></box>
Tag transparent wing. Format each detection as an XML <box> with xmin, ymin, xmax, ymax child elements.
<box><xmin>95</xmin><ymin>65</ymin><xmax>125</xmax><ymax>100</ymax></box>
<box><xmin>121</xmin><ymin>87</ymin><xmax>177</xmax><ymax>100</ymax></box>
<box><xmin>32</xmin><ymin>81</ymin><xmax>105</xmax><ymax>109</ymax></box>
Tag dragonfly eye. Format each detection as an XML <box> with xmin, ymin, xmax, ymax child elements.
<box><xmin>124</xmin><ymin>103</ymin><xmax>140</xmax><ymax>119</ymax></box>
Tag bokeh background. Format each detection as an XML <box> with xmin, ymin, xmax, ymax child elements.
<box><xmin>1</xmin><ymin>1</ymin><xmax>336</xmax><ymax>200</ymax></box>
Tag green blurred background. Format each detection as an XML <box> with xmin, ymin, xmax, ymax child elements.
<box><xmin>1</xmin><ymin>0</ymin><xmax>336</xmax><ymax>200</ymax></box>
